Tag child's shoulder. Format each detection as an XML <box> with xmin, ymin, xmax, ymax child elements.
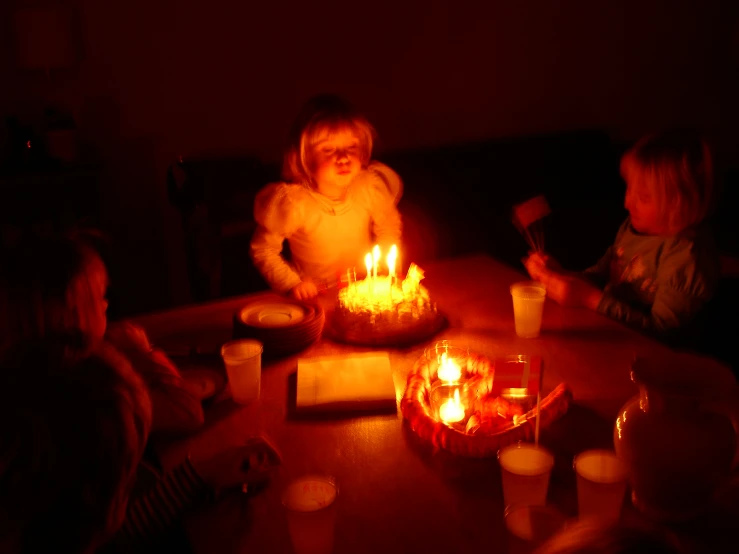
<box><xmin>658</xmin><ymin>225</ymin><xmax>719</xmax><ymax>286</ymax></box>
<box><xmin>662</xmin><ymin>224</ymin><xmax>716</xmax><ymax>259</ymax></box>
<box><xmin>254</xmin><ymin>182</ymin><xmax>313</xmax><ymax>225</ymax></box>
<box><xmin>255</xmin><ymin>181</ymin><xmax>312</xmax><ymax>210</ymax></box>
<box><xmin>257</xmin><ymin>181</ymin><xmax>311</xmax><ymax>201</ymax></box>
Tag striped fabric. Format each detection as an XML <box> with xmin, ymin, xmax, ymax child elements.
<box><xmin>111</xmin><ymin>457</ymin><xmax>212</xmax><ymax>552</ymax></box>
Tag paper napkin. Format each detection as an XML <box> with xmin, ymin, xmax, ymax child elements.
<box><xmin>296</xmin><ymin>352</ymin><xmax>397</xmax><ymax>413</ymax></box>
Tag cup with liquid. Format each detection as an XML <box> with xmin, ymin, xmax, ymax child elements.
<box><xmin>221</xmin><ymin>339</ymin><xmax>263</xmax><ymax>404</ymax></box>
<box><xmin>498</xmin><ymin>442</ymin><xmax>555</xmax><ymax>508</ymax></box>
<box><xmin>510</xmin><ymin>281</ymin><xmax>546</xmax><ymax>338</ymax></box>
<box><xmin>573</xmin><ymin>449</ymin><xmax>628</xmax><ymax>523</ymax></box>
<box><xmin>282</xmin><ymin>475</ymin><xmax>339</xmax><ymax>554</ymax></box>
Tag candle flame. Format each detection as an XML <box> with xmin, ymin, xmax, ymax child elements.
<box><xmin>437</xmin><ymin>352</ymin><xmax>462</xmax><ymax>382</ymax></box>
<box><xmin>439</xmin><ymin>388</ymin><xmax>465</xmax><ymax>423</ymax></box>
<box><xmin>386</xmin><ymin>244</ymin><xmax>397</xmax><ymax>278</ymax></box>
<box><xmin>341</xmin><ymin>250</ymin><xmax>430</xmax><ymax>317</ymax></box>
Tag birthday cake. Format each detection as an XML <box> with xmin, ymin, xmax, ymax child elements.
<box><xmin>331</xmin><ymin>263</ymin><xmax>444</xmax><ymax>346</ymax></box>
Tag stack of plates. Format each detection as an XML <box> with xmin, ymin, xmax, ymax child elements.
<box><xmin>232</xmin><ymin>294</ymin><xmax>325</xmax><ymax>357</ymax></box>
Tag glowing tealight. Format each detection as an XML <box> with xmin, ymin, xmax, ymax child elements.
<box><xmin>365</xmin><ymin>253</ymin><xmax>373</xmax><ymax>279</ymax></box>
<box><xmin>439</xmin><ymin>389</ymin><xmax>465</xmax><ymax>423</ymax></box>
<box><xmin>437</xmin><ymin>352</ymin><xmax>462</xmax><ymax>382</ymax></box>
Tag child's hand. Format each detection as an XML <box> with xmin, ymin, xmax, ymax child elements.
<box><xmin>542</xmin><ymin>272</ymin><xmax>603</xmax><ymax>310</ymax></box>
<box><xmin>524</xmin><ymin>251</ymin><xmax>561</xmax><ymax>274</ymax></box>
<box><xmin>290</xmin><ymin>280</ymin><xmax>318</xmax><ymax>301</ymax></box>
<box><xmin>524</xmin><ymin>251</ymin><xmax>568</xmax><ymax>285</ymax></box>
<box><xmin>191</xmin><ymin>436</ymin><xmax>282</xmax><ymax>494</ymax></box>
<box><xmin>106</xmin><ymin>321</ymin><xmax>152</xmax><ymax>352</ymax></box>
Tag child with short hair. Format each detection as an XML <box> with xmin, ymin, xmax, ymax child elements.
<box><xmin>525</xmin><ymin>130</ymin><xmax>719</xmax><ymax>343</ymax></box>
<box><xmin>251</xmin><ymin>94</ymin><xmax>403</xmax><ymax>300</ymax></box>
<box><xmin>0</xmin><ymin>230</ymin><xmax>204</xmax><ymax>434</ymax></box>
<box><xmin>0</xmin><ymin>338</ymin><xmax>281</xmax><ymax>554</ymax></box>
<box><xmin>0</xmin><ymin>338</ymin><xmax>152</xmax><ymax>553</ymax></box>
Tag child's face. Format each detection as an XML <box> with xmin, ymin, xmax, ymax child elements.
<box><xmin>308</xmin><ymin>127</ymin><xmax>361</xmax><ymax>194</ymax></box>
<box><xmin>624</xmin><ymin>177</ymin><xmax>661</xmax><ymax>234</ymax></box>
<box><xmin>84</xmin><ymin>256</ymin><xmax>110</xmax><ymax>342</ymax></box>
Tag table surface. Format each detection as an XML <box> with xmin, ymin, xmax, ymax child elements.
<box><xmin>133</xmin><ymin>253</ymin><xmax>739</xmax><ymax>554</ymax></box>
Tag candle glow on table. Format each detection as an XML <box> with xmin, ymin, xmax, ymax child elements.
<box><xmin>437</xmin><ymin>352</ymin><xmax>462</xmax><ymax>382</ymax></box>
<box><xmin>439</xmin><ymin>389</ymin><xmax>465</xmax><ymax>423</ymax></box>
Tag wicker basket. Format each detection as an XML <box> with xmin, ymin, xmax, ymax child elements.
<box><xmin>401</xmin><ymin>352</ymin><xmax>572</xmax><ymax>458</ymax></box>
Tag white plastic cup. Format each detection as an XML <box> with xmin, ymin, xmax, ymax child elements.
<box><xmin>574</xmin><ymin>449</ymin><xmax>628</xmax><ymax>523</ymax></box>
<box><xmin>504</xmin><ymin>504</ymin><xmax>567</xmax><ymax>549</ymax></box>
<box><xmin>221</xmin><ymin>339</ymin><xmax>263</xmax><ymax>404</ymax></box>
<box><xmin>510</xmin><ymin>281</ymin><xmax>546</xmax><ymax>338</ymax></box>
<box><xmin>282</xmin><ymin>475</ymin><xmax>339</xmax><ymax>554</ymax></box>
<box><xmin>498</xmin><ymin>442</ymin><xmax>555</xmax><ymax>508</ymax></box>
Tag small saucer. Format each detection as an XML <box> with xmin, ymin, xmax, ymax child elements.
<box><xmin>239</xmin><ymin>301</ymin><xmax>309</xmax><ymax>328</ymax></box>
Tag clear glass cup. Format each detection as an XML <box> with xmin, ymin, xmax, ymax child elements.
<box><xmin>510</xmin><ymin>281</ymin><xmax>546</xmax><ymax>338</ymax></box>
<box><xmin>424</xmin><ymin>340</ymin><xmax>470</xmax><ymax>382</ymax></box>
<box><xmin>498</xmin><ymin>442</ymin><xmax>555</xmax><ymax>508</ymax></box>
<box><xmin>573</xmin><ymin>449</ymin><xmax>628</xmax><ymax>523</ymax></box>
<box><xmin>221</xmin><ymin>339</ymin><xmax>263</xmax><ymax>404</ymax></box>
<box><xmin>429</xmin><ymin>380</ymin><xmax>475</xmax><ymax>427</ymax></box>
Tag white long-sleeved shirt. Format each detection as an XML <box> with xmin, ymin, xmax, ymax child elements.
<box><xmin>250</xmin><ymin>162</ymin><xmax>403</xmax><ymax>292</ymax></box>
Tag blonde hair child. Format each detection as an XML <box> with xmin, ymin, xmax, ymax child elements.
<box><xmin>525</xmin><ymin>130</ymin><xmax>719</xmax><ymax>342</ymax></box>
<box><xmin>251</xmin><ymin>94</ymin><xmax>403</xmax><ymax>300</ymax></box>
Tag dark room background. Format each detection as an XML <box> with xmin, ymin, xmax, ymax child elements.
<box><xmin>1</xmin><ymin>0</ymin><xmax>738</xmax><ymax>316</ymax></box>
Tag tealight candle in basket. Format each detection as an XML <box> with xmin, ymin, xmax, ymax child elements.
<box><xmin>430</xmin><ymin>381</ymin><xmax>475</xmax><ymax>427</ymax></box>
<box><xmin>425</xmin><ymin>340</ymin><xmax>470</xmax><ymax>383</ymax></box>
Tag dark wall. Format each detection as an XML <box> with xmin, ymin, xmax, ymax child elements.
<box><xmin>1</xmin><ymin>0</ymin><xmax>738</xmax><ymax>314</ymax></box>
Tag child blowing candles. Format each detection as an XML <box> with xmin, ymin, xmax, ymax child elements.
<box><xmin>250</xmin><ymin>94</ymin><xmax>403</xmax><ymax>300</ymax></box>
<box><xmin>0</xmin><ymin>230</ymin><xmax>204</xmax><ymax>435</ymax></box>
<box><xmin>524</xmin><ymin>130</ymin><xmax>719</xmax><ymax>345</ymax></box>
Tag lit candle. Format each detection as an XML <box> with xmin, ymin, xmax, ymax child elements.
<box><xmin>439</xmin><ymin>389</ymin><xmax>465</xmax><ymax>423</ymax></box>
<box><xmin>437</xmin><ymin>352</ymin><xmax>462</xmax><ymax>382</ymax></box>
<box><xmin>387</xmin><ymin>244</ymin><xmax>397</xmax><ymax>280</ymax></box>
<box><xmin>365</xmin><ymin>253</ymin><xmax>373</xmax><ymax>281</ymax></box>
<box><xmin>372</xmin><ymin>245</ymin><xmax>380</xmax><ymax>279</ymax></box>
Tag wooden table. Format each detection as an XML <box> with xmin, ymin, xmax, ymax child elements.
<box><xmin>133</xmin><ymin>253</ymin><xmax>738</xmax><ymax>554</ymax></box>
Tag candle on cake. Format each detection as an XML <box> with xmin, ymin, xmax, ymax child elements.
<box><xmin>332</xmin><ymin>244</ymin><xmax>441</xmax><ymax>345</ymax></box>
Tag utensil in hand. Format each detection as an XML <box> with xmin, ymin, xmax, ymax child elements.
<box><xmin>512</xmin><ymin>195</ymin><xmax>551</xmax><ymax>252</ymax></box>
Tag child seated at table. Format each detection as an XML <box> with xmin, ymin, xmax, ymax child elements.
<box><xmin>0</xmin><ymin>337</ymin><xmax>281</xmax><ymax>554</ymax></box>
<box><xmin>251</xmin><ymin>93</ymin><xmax>403</xmax><ymax>300</ymax></box>
<box><xmin>525</xmin><ymin>130</ymin><xmax>719</xmax><ymax>345</ymax></box>
<box><xmin>0</xmin><ymin>229</ymin><xmax>204</xmax><ymax>435</ymax></box>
